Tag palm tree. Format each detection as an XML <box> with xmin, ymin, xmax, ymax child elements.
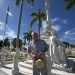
<box><xmin>12</xmin><ymin>38</ymin><xmax>23</xmax><ymax>48</ymax></box>
<box><xmin>30</xmin><ymin>9</ymin><xmax>46</xmax><ymax>39</ymax></box>
<box><xmin>65</xmin><ymin>0</ymin><xmax>75</xmax><ymax>10</ymax></box>
<box><xmin>16</xmin><ymin>0</ymin><xmax>34</xmax><ymax>48</ymax></box>
<box><xmin>0</xmin><ymin>40</ymin><xmax>3</xmax><ymax>50</ymax></box>
<box><xmin>3</xmin><ymin>37</ymin><xmax>10</xmax><ymax>48</ymax></box>
<box><xmin>13</xmin><ymin>0</ymin><xmax>35</xmax><ymax>74</ymax></box>
<box><xmin>23</xmin><ymin>30</ymin><xmax>32</xmax><ymax>46</ymax></box>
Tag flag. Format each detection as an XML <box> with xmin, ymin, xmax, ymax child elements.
<box><xmin>6</xmin><ymin>6</ymin><xmax>9</xmax><ymax>24</ymax></box>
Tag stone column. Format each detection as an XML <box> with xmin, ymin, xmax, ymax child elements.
<box><xmin>12</xmin><ymin>48</ymin><xmax>19</xmax><ymax>74</ymax></box>
<box><xmin>1</xmin><ymin>53</ymin><xmax>5</xmax><ymax>66</ymax></box>
<box><xmin>1</xmin><ymin>47</ymin><xmax>6</xmax><ymax>66</ymax></box>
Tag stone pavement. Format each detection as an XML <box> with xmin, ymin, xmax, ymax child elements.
<box><xmin>0</xmin><ymin>59</ymin><xmax>75</xmax><ymax>75</ymax></box>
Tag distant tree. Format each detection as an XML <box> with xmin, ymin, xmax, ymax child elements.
<box><xmin>69</xmin><ymin>43</ymin><xmax>75</xmax><ymax>48</ymax></box>
<box><xmin>3</xmin><ymin>37</ymin><xmax>10</xmax><ymax>47</ymax></box>
<box><xmin>23</xmin><ymin>29</ymin><xmax>32</xmax><ymax>46</ymax></box>
<box><xmin>62</xmin><ymin>41</ymin><xmax>69</xmax><ymax>47</ymax></box>
<box><xmin>0</xmin><ymin>40</ymin><xmax>3</xmax><ymax>49</ymax></box>
<box><xmin>65</xmin><ymin>0</ymin><xmax>75</xmax><ymax>10</ymax></box>
<box><xmin>30</xmin><ymin>9</ymin><xmax>46</xmax><ymax>39</ymax></box>
<box><xmin>12</xmin><ymin>38</ymin><xmax>23</xmax><ymax>49</ymax></box>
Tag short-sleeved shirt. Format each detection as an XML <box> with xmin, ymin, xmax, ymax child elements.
<box><xmin>28</xmin><ymin>40</ymin><xmax>49</xmax><ymax>53</ymax></box>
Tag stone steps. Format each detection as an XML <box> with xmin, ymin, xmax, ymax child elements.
<box><xmin>19</xmin><ymin>60</ymin><xmax>33</xmax><ymax>70</ymax></box>
<box><xmin>19</xmin><ymin>60</ymin><xmax>75</xmax><ymax>75</ymax></box>
<box><xmin>5</xmin><ymin>56</ymin><xmax>26</xmax><ymax>64</ymax></box>
<box><xmin>1</xmin><ymin>59</ymin><xmax>75</xmax><ymax>75</ymax></box>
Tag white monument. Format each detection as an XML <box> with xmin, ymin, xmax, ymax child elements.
<box><xmin>43</xmin><ymin>0</ymin><xmax>67</xmax><ymax>73</ymax></box>
<box><xmin>49</xmin><ymin>29</ymin><xmax>66</xmax><ymax>65</ymax></box>
<box><xmin>49</xmin><ymin>29</ymin><xmax>60</xmax><ymax>64</ymax></box>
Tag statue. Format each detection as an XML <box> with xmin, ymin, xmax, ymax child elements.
<box><xmin>49</xmin><ymin>28</ymin><xmax>67</xmax><ymax>65</ymax></box>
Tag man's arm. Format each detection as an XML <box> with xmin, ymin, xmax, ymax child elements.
<box><xmin>38</xmin><ymin>48</ymin><xmax>48</xmax><ymax>56</ymax></box>
<box><xmin>39</xmin><ymin>40</ymin><xmax>49</xmax><ymax>56</ymax></box>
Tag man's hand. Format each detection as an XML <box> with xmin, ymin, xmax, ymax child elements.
<box><xmin>30</xmin><ymin>53</ymin><xmax>38</xmax><ymax>59</ymax></box>
<box><xmin>36</xmin><ymin>52</ymin><xmax>43</xmax><ymax>57</ymax></box>
<box><xmin>32</xmin><ymin>54</ymin><xmax>36</xmax><ymax>59</ymax></box>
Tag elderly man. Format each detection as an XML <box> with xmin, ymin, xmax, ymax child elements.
<box><xmin>28</xmin><ymin>31</ymin><xmax>48</xmax><ymax>75</ymax></box>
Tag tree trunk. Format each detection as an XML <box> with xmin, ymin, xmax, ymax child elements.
<box><xmin>16</xmin><ymin>0</ymin><xmax>24</xmax><ymax>48</ymax></box>
<box><xmin>38</xmin><ymin>19</ymin><xmax>40</xmax><ymax>39</ymax></box>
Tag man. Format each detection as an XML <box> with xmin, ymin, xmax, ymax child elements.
<box><xmin>28</xmin><ymin>31</ymin><xmax>48</xmax><ymax>75</ymax></box>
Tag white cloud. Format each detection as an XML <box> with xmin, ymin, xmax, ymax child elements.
<box><xmin>0</xmin><ymin>21</ymin><xmax>4</xmax><ymax>30</ymax></box>
<box><xmin>0</xmin><ymin>27</ymin><xmax>16</xmax><ymax>40</ymax></box>
<box><xmin>0</xmin><ymin>21</ymin><xmax>4</xmax><ymax>25</ymax></box>
<box><xmin>52</xmin><ymin>25</ymin><xmax>61</xmax><ymax>31</ymax></box>
<box><xmin>64</xmin><ymin>30</ymin><xmax>75</xmax><ymax>35</ymax></box>
<box><xmin>6</xmin><ymin>27</ymin><xmax>16</xmax><ymax>38</ymax></box>
<box><xmin>6</xmin><ymin>31</ymin><xmax>16</xmax><ymax>38</ymax></box>
<box><xmin>42</xmin><ymin>21</ymin><xmax>46</xmax><ymax>29</ymax></box>
<box><xmin>41</xmin><ymin>21</ymin><xmax>61</xmax><ymax>32</ymax></box>
<box><xmin>41</xmin><ymin>21</ymin><xmax>46</xmax><ymax>32</ymax></box>
<box><xmin>0</xmin><ymin>25</ymin><xmax>4</xmax><ymax>30</ymax></box>
<box><xmin>51</xmin><ymin>18</ymin><xmax>68</xmax><ymax>25</ymax></box>
<box><xmin>0</xmin><ymin>35</ymin><xmax>3</xmax><ymax>40</ymax></box>
<box><xmin>62</xmin><ymin>19</ymin><xmax>67</xmax><ymax>24</ymax></box>
<box><xmin>6</xmin><ymin>11</ymin><xmax>13</xmax><ymax>17</ymax></box>
<box><xmin>51</xmin><ymin>17</ymin><xmax>59</xmax><ymax>23</ymax></box>
<box><xmin>64</xmin><ymin>31</ymin><xmax>70</xmax><ymax>35</ymax></box>
<box><xmin>63</xmin><ymin>29</ymin><xmax>75</xmax><ymax>41</ymax></box>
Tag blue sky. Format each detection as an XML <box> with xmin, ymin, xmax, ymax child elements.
<box><xmin>0</xmin><ymin>0</ymin><xmax>75</xmax><ymax>44</ymax></box>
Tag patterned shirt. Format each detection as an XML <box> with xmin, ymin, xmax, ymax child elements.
<box><xmin>28</xmin><ymin>40</ymin><xmax>49</xmax><ymax>53</ymax></box>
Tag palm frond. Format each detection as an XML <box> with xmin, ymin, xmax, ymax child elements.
<box><xmin>30</xmin><ymin>0</ymin><xmax>34</xmax><ymax>6</ymax></box>
<box><xmin>65</xmin><ymin>0</ymin><xmax>75</xmax><ymax>10</ymax></box>
<box><xmin>41</xmin><ymin>13</ymin><xmax>46</xmax><ymax>20</ymax></box>
<box><xmin>23</xmin><ymin>32</ymin><xmax>28</xmax><ymax>36</ymax></box>
<box><xmin>26</xmin><ymin>0</ymin><xmax>30</xmax><ymax>5</ymax></box>
<box><xmin>16</xmin><ymin>0</ymin><xmax>20</xmax><ymax>6</ymax></box>
<box><xmin>30</xmin><ymin>17</ymin><xmax>38</xmax><ymax>28</ymax></box>
<box><xmin>30</xmin><ymin>9</ymin><xmax>46</xmax><ymax>38</ymax></box>
<box><xmin>26</xmin><ymin>0</ymin><xmax>34</xmax><ymax>7</ymax></box>
<box><xmin>23</xmin><ymin>30</ymin><xmax>32</xmax><ymax>45</ymax></box>
<box><xmin>31</xmin><ymin>13</ymin><xmax>38</xmax><ymax>17</ymax></box>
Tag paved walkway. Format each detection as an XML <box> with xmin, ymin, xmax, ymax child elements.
<box><xmin>0</xmin><ymin>60</ymin><xmax>75</xmax><ymax>75</ymax></box>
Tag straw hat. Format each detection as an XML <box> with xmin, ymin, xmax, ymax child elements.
<box><xmin>35</xmin><ymin>59</ymin><xmax>46</xmax><ymax>70</ymax></box>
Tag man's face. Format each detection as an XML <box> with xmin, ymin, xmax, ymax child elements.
<box><xmin>31</xmin><ymin>32</ymin><xmax>38</xmax><ymax>41</ymax></box>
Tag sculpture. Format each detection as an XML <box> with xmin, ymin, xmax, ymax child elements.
<box><xmin>49</xmin><ymin>28</ymin><xmax>67</xmax><ymax>65</ymax></box>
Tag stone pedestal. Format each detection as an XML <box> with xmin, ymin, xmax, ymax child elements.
<box><xmin>12</xmin><ymin>48</ymin><xmax>19</xmax><ymax>75</ymax></box>
<box><xmin>1</xmin><ymin>53</ymin><xmax>5</xmax><ymax>66</ymax></box>
<box><xmin>1</xmin><ymin>47</ymin><xmax>6</xmax><ymax>66</ymax></box>
<box><xmin>46</xmin><ymin>55</ymin><xmax>51</xmax><ymax>75</ymax></box>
